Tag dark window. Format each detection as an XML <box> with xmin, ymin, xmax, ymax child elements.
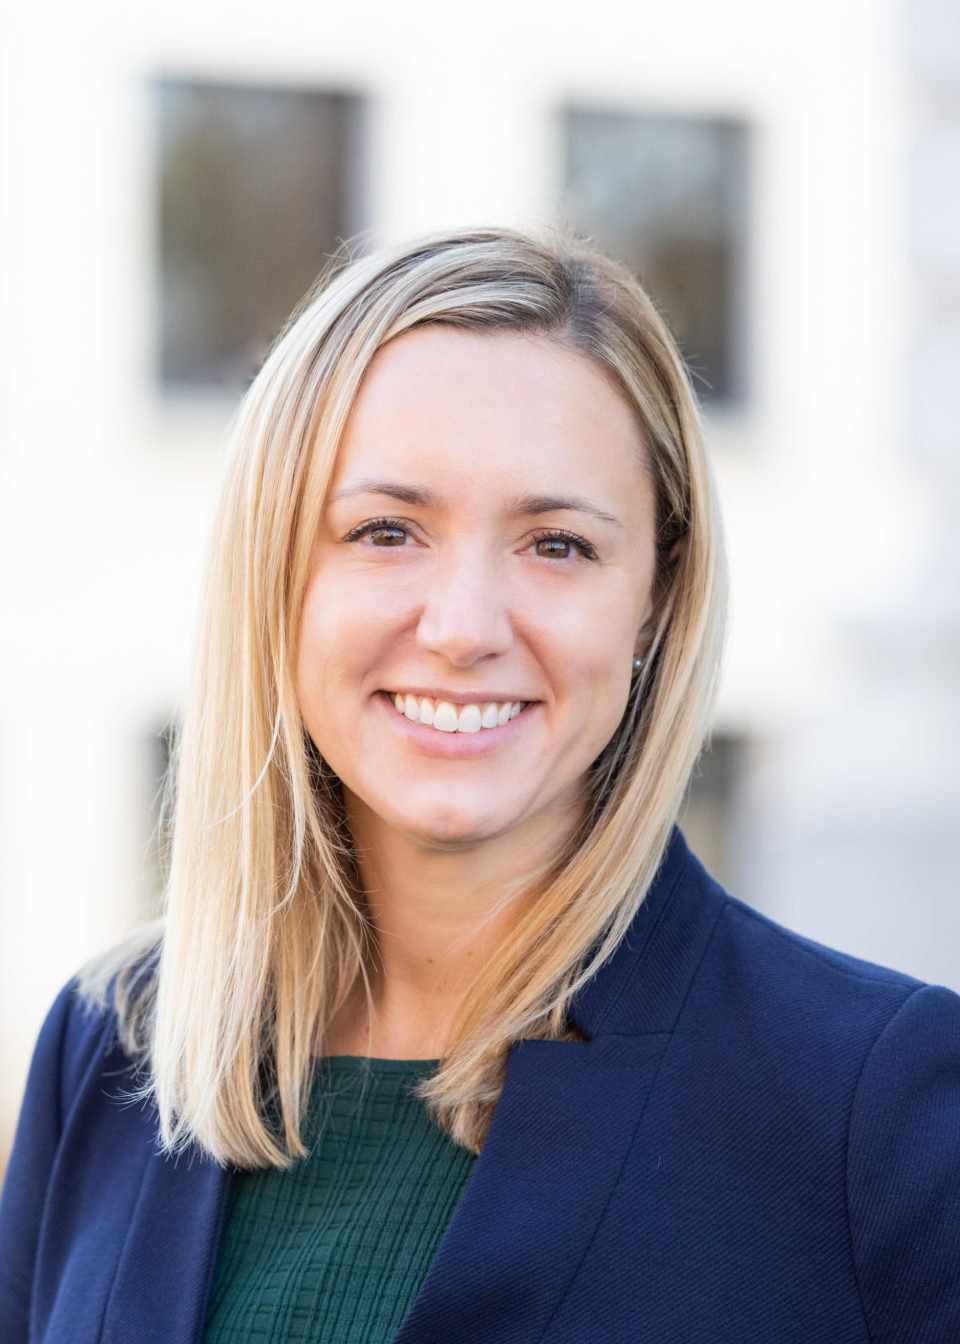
<box><xmin>156</xmin><ymin>77</ymin><xmax>366</xmax><ymax>390</ymax></box>
<box><xmin>561</xmin><ymin>107</ymin><xmax>750</xmax><ymax>405</ymax></box>
<box><xmin>680</xmin><ymin>732</ymin><xmax>749</xmax><ymax>890</ymax></box>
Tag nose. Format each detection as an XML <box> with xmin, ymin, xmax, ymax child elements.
<box><xmin>415</xmin><ymin>543</ymin><xmax>513</xmax><ymax>667</ymax></box>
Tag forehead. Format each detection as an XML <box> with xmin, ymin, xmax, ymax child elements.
<box><xmin>331</xmin><ymin>326</ymin><xmax>649</xmax><ymax>497</ymax></box>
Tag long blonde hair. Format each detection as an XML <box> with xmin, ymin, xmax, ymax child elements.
<box><xmin>87</xmin><ymin>227</ymin><xmax>727</xmax><ymax>1165</ymax></box>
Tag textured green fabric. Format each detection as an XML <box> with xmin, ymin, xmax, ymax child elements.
<box><xmin>203</xmin><ymin>1057</ymin><xmax>477</xmax><ymax>1344</ymax></box>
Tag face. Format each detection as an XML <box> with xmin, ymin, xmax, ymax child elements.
<box><xmin>295</xmin><ymin>326</ymin><xmax>660</xmax><ymax>858</ymax></box>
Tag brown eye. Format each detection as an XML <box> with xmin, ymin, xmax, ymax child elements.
<box><xmin>535</xmin><ymin>537</ymin><xmax>573</xmax><ymax>559</ymax></box>
<box><xmin>530</xmin><ymin>529</ymin><xmax>597</xmax><ymax>560</ymax></box>
<box><xmin>369</xmin><ymin>525</ymin><xmax>407</xmax><ymax>546</ymax></box>
<box><xmin>342</xmin><ymin>516</ymin><xmax>417</xmax><ymax>548</ymax></box>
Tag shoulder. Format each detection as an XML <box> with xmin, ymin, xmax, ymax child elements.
<box><xmin>10</xmin><ymin>945</ymin><xmax>159</xmax><ymax>1169</ymax></box>
<box><xmin>625</xmin><ymin>843</ymin><xmax>960</xmax><ymax>1334</ymax></box>
<box><xmin>592</xmin><ymin>831</ymin><xmax>943</xmax><ymax>1057</ymax></box>
<box><xmin>0</xmin><ymin>978</ymin><xmax>129</xmax><ymax>1340</ymax></box>
<box><xmin>598</xmin><ymin>829</ymin><xmax>959</xmax><ymax>1142</ymax></box>
<box><xmin>667</xmin><ymin>838</ymin><xmax>945</xmax><ymax>1064</ymax></box>
<box><xmin>842</xmin><ymin>977</ymin><xmax>960</xmax><ymax>1338</ymax></box>
<box><xmin>22</xmin><ymin>977</ymin><xmax>124</xmax><ymax>1128</ymax></box>
<box><xmin>0</xmin><ymin>962</ymin><xmax>226</xmax><ymax>1344</ymax></box>
<box><xmin>709</xmin><ymin>882</ymin><xmax>960</xmax><ymax>1078</ymax></box>
<box><xmin>700</xmin><ymin>882</ymin><xmax>960</xmax><ymax>1119</ymax></box>
<box><xmin>681</xmin><ymin>853</ymin><xmax>960</xmax><ymax>1335</ymax></box>
<box><xmin>718</xmin><ymin>881</ymin><xmax>924</xmax><ymax>990</ymax></box>
<box><xmin>712</xmin><ymin>883</ymin><xmax>929</xmax><ymax>1022</ymax></box>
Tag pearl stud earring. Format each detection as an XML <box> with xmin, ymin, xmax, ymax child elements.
<box><xmin>632</xmin><ymin>655</ymin><xmax>644</xmax><ymax>673</ymax></box>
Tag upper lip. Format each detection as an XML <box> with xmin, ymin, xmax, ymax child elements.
<box><xmin>383</xmin><ymin>688</ymin><xmax>533</xmax><ymax>705</ymax></box>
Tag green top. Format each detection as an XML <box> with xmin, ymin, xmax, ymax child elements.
<box><xmin>203</xmin><ymin>1057</ymin><xmax>477</xmax><ymax>1344</ymax></box>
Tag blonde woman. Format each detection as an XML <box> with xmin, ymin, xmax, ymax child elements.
<box><xmin>1</xmin><ymin>229</ymin><xmax>957</xmax><ymax>1344</ymax></box>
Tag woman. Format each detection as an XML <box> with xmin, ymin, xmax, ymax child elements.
<box><xmin>1</xmin><ymin>228</ymin><xmax>957</xmax><ymax>1343</ymax></box>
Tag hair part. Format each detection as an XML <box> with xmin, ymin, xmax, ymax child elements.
<box><xmin>82</xmin><ymin>226</ymin><xmax>727</xmax><ymax>1165</ymax></box>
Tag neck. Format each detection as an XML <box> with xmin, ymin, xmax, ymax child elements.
<box><xmin>324</xmin><ymin>795</ymin><xmax>582</xmax><ymax>1059</ymax></box>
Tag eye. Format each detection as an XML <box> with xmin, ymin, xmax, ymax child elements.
<box><xmin>530</xmin><ymin>529</ymin><xmax>598</xmax><ymax>562</ymax></box>
<box><xmin>343</xmin><ymin>517</ymin><xmax>411</xmax><ymax>547</ymax></box>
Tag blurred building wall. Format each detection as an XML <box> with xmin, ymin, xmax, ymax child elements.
<box><xmin>735</xmin><ymin>0</ymin><xmax>960</xmax><ymax>983</ymax></box>
<box><xmin>1</xmin><ymin>0</ymin><xmax>957</xmax><ymax>1168</ymax></box>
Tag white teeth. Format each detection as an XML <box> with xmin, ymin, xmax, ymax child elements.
<box><xmin>391</xmin><ymin>693</ymin><xmax>528</xmax><ymax>733</ymax></box>
<box><xmin>433</xmin><ymin>700</ymin><xmax>459</xmax><ymax>732</ymax></box>
<box><xmin>457</xmin><ymin>704</ymin><xmax>482</xmax><ymax>733</ymax></box>
<box><xmin>480</xmin><ymin>702</ymin><xmax>499</xmax><ymax>729</ymax></box>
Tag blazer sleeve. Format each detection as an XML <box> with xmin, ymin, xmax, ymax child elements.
<box><xmin>847</xmin><ymin>983</ymin><xmax>960</xmax><ymax>1342</ymax></box>
<box><xmin>0</xmin><ymin>982</ymin><xmax>110</xmax><ymax>1342</ymax></box>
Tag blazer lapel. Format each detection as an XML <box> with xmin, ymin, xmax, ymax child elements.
<box><xmin>99</xmin><ymin>1140</ymin><xmax>231</xmax><ymax>1344</ymax></box>
<box><xmin>394</xmin><ymin>830</ymin><xmax>725</xmax><ymax>1344</ymax></box>
<box><xmin>393</xmin><ymin>1032</ymin><xmax>670</xmax><ymax>1344</ymax></box>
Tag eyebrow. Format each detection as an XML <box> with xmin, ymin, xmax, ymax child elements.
<box><xmin>511</xmin><ymin>492</ymin><xmax>623</xmax><ymax>528</ymax></box>
<box><xmin>328</xmin><ymin>480</ymin><xmax>623</xmax><ymax>527</ymax></box>
<box><xmin>329</xmin><ymin>480</ymin><xmax>431</xmax><ymax>508</ymax></box>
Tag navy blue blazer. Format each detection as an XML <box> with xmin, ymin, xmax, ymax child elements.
<box><xmin>2</xmin><ymin>832</ymin><xmax>959</xmax><ymax>1342</ymax></box>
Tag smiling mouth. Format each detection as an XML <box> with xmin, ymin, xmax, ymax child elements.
<box><xmin>389</xmin><ymin>692</ymin><xmax>527</xmax><ymax>734</ymax></box>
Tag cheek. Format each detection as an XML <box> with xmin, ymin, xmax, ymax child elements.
<box><xmin>296</xmin><ymin>582</ymin><xmax>356</xmax><ymax>721</ymax></box>
<box><xmin>296</xmin><ymin>574</ymin><xmax>403</xmax><ymax>709</ymax></box>
<box><xmin>520</xmin><ymin>582</ymin><xmax>641</xmax><ymax>678</ymax></box>
<box><xmin>556</xmin><ymin>591</ymin><xmax>641</xmax><ymax>742</ymax></box>
<box><xmin>583</xmin><ymin>653</ymin><xmax>634</xmax><ymax>748</ymax></box>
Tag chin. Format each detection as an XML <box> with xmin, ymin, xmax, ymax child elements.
<box><xmin>395</xmin><ymin>799</ymin><xmax>517</xmax><ymax>851</ymax></box>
